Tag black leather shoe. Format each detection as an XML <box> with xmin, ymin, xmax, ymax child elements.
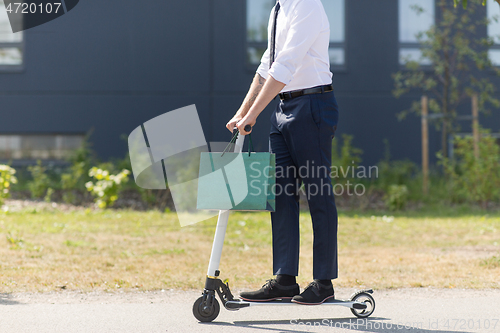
<box><xmin>239</xmin><ymin>279</ymin><xmax>300</xmax><ymax>302</ymax></box>
<box><xmin>291</xmin><ymin>280</ymin><xmax>334</xmax><ymax>305</ymax></box>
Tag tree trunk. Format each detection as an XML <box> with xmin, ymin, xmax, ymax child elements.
<box><xmin>442</xmin><ymin>81</ymin><xmax>449</xmax><ymax>158</ymax></box>
<box><xmin>442</xmin><ymin>41</ymin><xmax>451</xmax><ymax>158</ymax></box>
<box><xmin>441</xmin><ymin>119</ymin><xmax>448</xmax><ymax>158</ymax></box>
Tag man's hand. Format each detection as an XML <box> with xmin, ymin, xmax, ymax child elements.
<box><xmin>227</xmin><ymin>74</ymin><xmax>284</xmax><ymax>135</ymax></box>
<box><xmin>238</xmin><ymin>76</ymin><xmax>286</xmax><ymax>134</ymax></box>
<box><xmin>226</xmin><ymin>74</ymin><xmax>266</xmax><ymax>132</ymax></box>
<box><xmin>226</xmin><ymin>113</ymin><xmax>243</xmax><ymax>132</ymax></box>
<box><xmin>236</xmin><ymin>114</ymin><xmax>257</xmax><ymax>135</ymax></box>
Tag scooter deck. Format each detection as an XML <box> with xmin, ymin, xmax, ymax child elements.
<box><xmin>225</xmin><ymin>298</ymin><xmax>367</xmax><ymax>310</ymax></box>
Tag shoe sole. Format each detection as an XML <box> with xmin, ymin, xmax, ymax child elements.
<box><xmin>239</xmin><ymin>296</ymin><xmax>294</xmax><ymax>302</ymax></box>
<box><xmin>291</xmin><ymin>295</ymin><xmax>335</xmax><ymax>305</ymax></box>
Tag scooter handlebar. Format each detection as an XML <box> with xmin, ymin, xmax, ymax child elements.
<box><xmin>232</xmin><ymin>125</ymin><xmax>253</xmax><ymax>135</ymax></box>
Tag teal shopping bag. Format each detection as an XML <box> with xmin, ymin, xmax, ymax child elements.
<box><xmin>197</xmin><ymin>151</ymin><xmax>275</xmax><ymax>211</ymax></box>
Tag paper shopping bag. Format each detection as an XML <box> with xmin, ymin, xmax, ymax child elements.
<box><xmin>197</xmin><ymin>152</ymin><xmax>275</xmax><ymax>211</ymax></box>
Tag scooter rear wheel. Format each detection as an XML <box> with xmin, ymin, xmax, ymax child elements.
<box><xmin>193</xmin><ymin>296</ymin><xmax>220</xmax><ymax>322</ymax></box>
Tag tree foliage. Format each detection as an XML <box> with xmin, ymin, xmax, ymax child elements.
<box><xmin>438</xmin><ymin>131</ymin><xmax>500</xmax><ymax>207</ymax></box>
<box><xmin>454</xmin><ymin>0</ymin><xmax>500</xmax><ymax>8</ymax></box>
<box><xmin>393</xmin><ymin>0</ymin><xmax>500</xmax><ymax>157</ymax></box>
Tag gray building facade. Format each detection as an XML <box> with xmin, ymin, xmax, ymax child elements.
<box><xmin>0</xmin><ymin>0</ymin><xmax>499</xmax><ymax>167</ymax></box>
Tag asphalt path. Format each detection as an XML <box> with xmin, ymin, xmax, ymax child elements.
<box><xmin>1</xmin><ymin>288</ymin><xmax>499</xmax><ymax>333</ymax></box>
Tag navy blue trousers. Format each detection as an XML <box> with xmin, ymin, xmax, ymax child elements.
<box><xmin>269</xmin><ymin>90</ymin><xmax>339</xmax><ymax>280</ymax></box>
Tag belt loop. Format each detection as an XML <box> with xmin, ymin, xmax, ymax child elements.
<box><xmin>321</xmin><ymin>85</ymin><xmax>325</xmax><ymax>93</ymax></box>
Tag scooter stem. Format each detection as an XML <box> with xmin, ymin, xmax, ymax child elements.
<box><xmin>206</xmin><ymin>131</ymin><xmax>246</xmax><ymax>278</ymax></box>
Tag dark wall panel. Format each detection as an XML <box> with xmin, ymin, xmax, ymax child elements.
<box><xmin>0</xmin><ymin>94</ymin><xmax>210</xmax><ymax>159</ymax></box>
<box><xmin>212</xmin><ymin>0</ymin><xmax>254</xmax><ymax>93</ymax></box>
<box><xmin>341</xmin><ymin>0</ymin><xmax>399</xmax><ymax>93</ymax></box>
<box><xmin>333</xmin><ymin>93</ymin><xmax>422</xmax><ymax>167</ymax></box>
<box><xmin>0</xmin><ymin>0</ymin><xmax>499</xmax><ymax>165</ymax></box>
<box><xmin>1</xmin><ymin>0</ymin><xmax>210</xmax><ymax>92</ymax></box>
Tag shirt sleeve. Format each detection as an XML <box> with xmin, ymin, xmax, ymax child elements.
<box><xmin>268</xmin><ymin>0</ymin><xmax>323</xmax><ymax>85</ymax></box>
<box><xmin>256</xmin><ymin>47</ymin><xmax>270</xmax><ymax>80</ymax></box>
<box><xmin>256</xmin><ymin>5</ymin><xmax>274</xmax><ymax>80</ymax></box>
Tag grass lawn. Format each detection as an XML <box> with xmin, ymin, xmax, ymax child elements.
<box><xmin>1</xmin><ymin>204</ymin><xmax>499</xmax><ymax>292</ymax></box>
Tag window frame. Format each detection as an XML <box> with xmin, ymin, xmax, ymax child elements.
<box><xmin>487</xmin><ymin>0</ymin><xmax>500</xmax><ymax>66</ymax></box>
<box><xmin>0</xmin><ymin>39</ymin><xmax>25</xmax><ymax>72</ymax></box>
<box><xmin>245</xmin><ymin>0</ymin><xmax>347</xmax><ymax>71</ymax></box>
<box><xmin>0</xmin><ymin>133</ymin><xmax>85</xmax><ymax>161</ymax></box>
<box><xmin>397</xmin><ymin>0</ymin><xmax>435</xmax><ymax>69</ymax></box>
<box><xmin>0</xmin><ymin>0</ymin><xmax>24</xmax><ymax>72</ymax></box>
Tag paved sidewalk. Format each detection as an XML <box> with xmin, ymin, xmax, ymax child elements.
<box><xmin>0</xmin><ymin>288</ymin><xmax>499</xmax><ymax>332</ymax></box>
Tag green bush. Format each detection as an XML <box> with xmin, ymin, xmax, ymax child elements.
<box><xmin>384</xmin><ymin>184</ymin><xmax>409</xmax><ymax>211</ymax></box>
<box><xmin>61</xmin><ymin>162</ymin><xmax>88</xmax><ymax>203</ymax></box>
<box><xmin>331</xmin><ymin>134</ymin><xmax>363</xmax><ymax>186</ymax></box>
<box><xmin>371</xmin><ymin>140</ymin><xmax>418</xmax><ymax>192</ymax></box>
<box><xmin>27</xmin><ymin>161</ymin><xmax>51</xmax><ymax>199</ymax></box>
<box><xmin>85</xmin><ymin>167</ymin><xmax>130</xmax><ymax>208</ymax></box>
<box><xmin>376</xmin><ymin>159</ymin><xmax>417</xmax><ymax>191</ymax></box>
<box><xmin>439</xmin><ymin>134</ymin><xmax>500</xmax><ymax>207</ymax></box>
<box><xmin>44</xmin><ymin>187</ymin><xmax>54</xmax><ymax>203</ymax></box>
<box><xmin>60</xmin><ymin>135</ymin><xmax>96</xmax><ymax>203</ymax></box>
<box><xmin>0</xmin><ymin>165</ymin><xmax>17</xmax><ymax>206</ymax></box>
<box><xmin>68</xmin><ymin>133</ymin><xmax>96</xmax><ymax>167</ymax></box>
<box><xmin>366</xmin><ymin>140</ymin><xmax>420</xmax><ymax>206</ymax></box>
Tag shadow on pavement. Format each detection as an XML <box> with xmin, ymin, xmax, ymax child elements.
<box><xmin>204</xmin><ymin>317</ymin><xmax>472</xmax><ymax>333</ymax></box>
<box><xmin>0</xmin><ymin>294</ymin><xmax>22</xmax><ymax>305</ymax></box>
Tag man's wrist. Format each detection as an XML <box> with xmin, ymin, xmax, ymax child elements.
<box><xmin>236</xmin><ymin>108</ymin><xmax>249</xmax><ymax>118</ymax></box>
<box><xmin>245</xmin><ymin>110</ymin><xmax>258</xmax><ymax>122</ymax></box>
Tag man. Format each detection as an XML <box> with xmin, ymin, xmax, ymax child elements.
<box><xmin>226</xmin><ymin>0</ymin><xmax>339</xmax><ymax>305</ymax></box>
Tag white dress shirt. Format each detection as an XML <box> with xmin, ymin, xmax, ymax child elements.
<box><xmin>256</xmin><ymin>0</ymin><xmax>333</xmax><ymax>93</ymax></box>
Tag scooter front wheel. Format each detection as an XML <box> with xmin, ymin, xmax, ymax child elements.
<box><xmin>350</xmin><ymin>292</ymin><xmax>375</xmax><ymax>318</ymax></box>
<box><xmin>193</xmin><ymin>296</ymin><xmax>220</xmax><ymax>322</ymax></box>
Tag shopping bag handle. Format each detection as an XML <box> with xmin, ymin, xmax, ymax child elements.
<box><xmin>221</xmin><ymin>125</ymin><xmax>254</xmax><ymax>157</ymax></box>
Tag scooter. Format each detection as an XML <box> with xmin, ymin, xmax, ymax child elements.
<box><xmin>192</xmin><ymin>126</ymin><xmax>375</xmax><ymax>322</ymax></box>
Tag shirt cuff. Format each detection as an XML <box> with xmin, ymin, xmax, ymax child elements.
<box><xmin>268</xmin><ymin>62</ymin><xmax>293</xmax><ymax>85</ymax></box>
<box><xmin>256</xmin><ymin>62</ymin><xmax>269</xmax><ymax>80</ymax></box>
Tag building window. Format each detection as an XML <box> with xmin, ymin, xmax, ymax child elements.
<box><xmin>246</xmin><ymin>0</ymin><xmax>346</xmax><ymax>67</ymax></box>
<box><xmin>247</xmin><ymin>0</ymin><xmax>273</xmax><ymax>65</ymax></box>
<box><xmin>488</xmin><ymin>0</ymin><xmax>500</xmax><ymax>66</ymax></box>
<box><xmin>398</xmin><ymin>0</ymin><xmax>435</xmax><ymax>65</ymax></box>
<box><xmin>322</xmin><ymin>0</ymin><xmax>345</xmax><ymax>66</ymax></box>
<box><xmin>0</xmin><ymin>0</ymin><xmax>23</xmax><ymax>69</ymax></box>
<box><xmin>0</xmin><ymin>135</ymin><xmax>84</xmax><ymax>160</ymax></box>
